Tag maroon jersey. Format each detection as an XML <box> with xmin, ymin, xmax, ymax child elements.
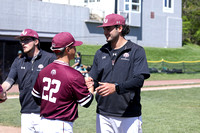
<box><xmin>32</xmin><ymin>60</ymin><xmax>93</xmax><ymax>122</ymax></box>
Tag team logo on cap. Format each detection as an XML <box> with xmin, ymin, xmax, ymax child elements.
<box><xmin>21</xmin><ymin>30</ymin><xmax>27</xmax><ymax>35</ymax></box>
<box><xmin>104</xmin><ymin>18</ymin><xmax>108</xmax><ymax>24</ymax></box>
<box><xmin>116</xmin><ymin>21</ymin><xmax>121</xmax><ymax>24</ymax></box>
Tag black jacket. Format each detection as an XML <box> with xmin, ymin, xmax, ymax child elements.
<box><xmin>89</xmin><ymin>40</ymin><xmax>150</xmax><ymax>117</ymax></box>
<box><xmin>6</xmin><ymin>50</ymin><xmax>56</xmax><ymax>113</ymax></box>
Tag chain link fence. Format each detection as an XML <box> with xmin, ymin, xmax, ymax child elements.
<box><xmin>148</xmin><ymin>59</ymin><xmax>200</xmax><ymax>73</ymax></box>
<box><xmin>78</xmin><ymin>56</ymin><xmax>200</xmax><ymax>74</ymax></box>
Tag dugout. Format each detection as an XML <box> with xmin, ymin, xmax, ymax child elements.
<box><xmin>0</xmin><ymin>38</ymin><xmax>52</xmax><ymax>84</ymax></box>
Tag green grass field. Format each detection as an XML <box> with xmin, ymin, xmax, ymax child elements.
<box><xmin>77</xmin><ymin>43</ymin><xmax>200</xmax><ymax>61</ymax></box>
<box><xmin>1</xmin><ymin>44</ymin><xmax>200</xmax><ymax>132</ymax></box>
<box><xmin>147</xmin><ymin>73</ymin><xmax>200</xmax><ymax>81</ymax></box>
<box><xmin>0</xmin><ymin>99</ymin><xmax>21</xmax><ymax>127</ymax></box>
<box><xmin>0</xmin><ymin>88</ymin><xmax>200</xmax><ymax>133</ymax></box>
<box><xmin>144</xmin><ymin>44</ymin><xmax>200</xmax><ymax>61</ymax></box>
<box><xmin>141</xmin><ymin>88</ymin><xmax>200</xmax><ymax>133</ymax></box>
<box><xmin>75</xmin><ymin>44</ymin><xmax>200</xmax><ymax>78</ymax></box>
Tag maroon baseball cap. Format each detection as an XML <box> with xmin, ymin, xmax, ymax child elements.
<box><xmin>16</xmin><ymin>29</ymin><xmax>39</xmax><ymax>39</ymax></box>
<box><xmin>98</xmin><ymin>14</ymin><xmax>125</xmax><ymax>27</ymax></box>
<box><xmin>51</xmin><ymin>32</ymin><xmax>83</xmax><ymax>51</ymax></box>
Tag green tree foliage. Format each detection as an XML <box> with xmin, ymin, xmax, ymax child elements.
<box><xmin>182</xmin><ymin>0</ymin><xmax>200</xmax><ymax>45</ymax></box>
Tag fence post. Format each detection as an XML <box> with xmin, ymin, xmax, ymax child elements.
<box><xmin>161</xmin><ymin>59</ymin><xmax>164</xmax><ymax>71</ymax></box>
<box><xmin>182</xmin><ymin>62</ymin><xmax>185</xmax><ymax>73</ymax></box>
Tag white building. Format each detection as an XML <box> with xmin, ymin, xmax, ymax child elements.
<box><xmin>0</xmin><ymin>0</ymin><xmax>182</xmax><ymax>82</ymax></box>
<box><xmin>41</xmin><ymin>0</ymin><xmax>182</xmax><ymax>48</ymax></box>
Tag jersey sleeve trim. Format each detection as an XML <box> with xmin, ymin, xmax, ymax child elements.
<box><xmin>78</xmin><ymin>93</ymin><xmax>93</xmax><ymax>107</ymax></box>
<box><xmin>32</xmin><ymin>88</ymin><xmax>41</xmax><ymax>98</ymax></box>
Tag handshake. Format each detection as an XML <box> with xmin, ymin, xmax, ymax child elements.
<box><xmin>0</xmin><ymin>85</ymin><xmax>7</xmax><ymax>103</ymax></box>
<box><xmin>85</xmin><ymin>77</ymin><xmax>116</xmax><ymax>97</ymax></box>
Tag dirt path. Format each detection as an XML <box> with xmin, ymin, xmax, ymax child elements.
<box><xmin>143</xmin><ymin>79</ymin><xmax>200</xmax><ymax>86</ymax></box>
<box><xmin>142</xmin><ymin>79</ymin><xmax>200</xmax><ymax>91</ymax></box>
<box><xmin>7</xmin><ymin>79</ymin><xmax>200</xmax><ymax>93</ymax></box>
<box><xmin>2</xmin><ymin>79</ymin><xmax>200</xmax><ymax>132</ymax></box>
<box><xmin>0</xmin><ymin>125</ymin><xmax>20</xmax><ymax>133</ymax></box>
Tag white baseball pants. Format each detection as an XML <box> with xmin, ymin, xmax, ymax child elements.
<box><xmin>21</xmin><ymin>113</ymin><xmax>41</xmax><ymax>133</ymax></box>
<box><xmin>40</xmin><ymin>117</ymin><xmax>73</xmax><ymax>133</ymax></box>
<box><xmin>96</xmin><ymin>113</ymin><xmax>142</xmax><ymax>133</ymax></box>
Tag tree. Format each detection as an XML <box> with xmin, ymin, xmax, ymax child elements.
<box><xmin>182</xmin><ymin>0</ymin><xmax>200</xmax><ymax>45</ymax></box>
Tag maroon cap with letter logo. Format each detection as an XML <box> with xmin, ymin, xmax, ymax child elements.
<box><xmin>16</xmin><ymin>29</ymin><xmax>39</xmax><ymax>39</ymax></box>
<box><xmin>98</xmin><ymin>13</ymin><xmax>125</xmax><ymax>27</ymax></box>
<box><xmin>51</xmin><ymin>32</ymin><xmax>83</xmax><ymax>51</ymax></box>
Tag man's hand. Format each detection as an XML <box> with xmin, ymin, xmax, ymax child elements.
<box><xmin>96</xmin><ymin>82</ymin><xmax>116</xmax><ymax>97</ymax></box>
<box><xmin>85</xmin><ymin>77</ymin><xmax>94</xmax><ymax>88</ymax></box>
<box><xmin>0</xmin><ymin>84</ymin><xmax>8</xmax><ymax>103</ymax></box>
<box><xmin>0</xmin><ymin>92</ymin><xmax>7</xmax><ymax>103</ymax></box>
<box><xmin>85</xmin><ymin>77</ymin><xmax>94</xmax><ymax>94</ymax></box>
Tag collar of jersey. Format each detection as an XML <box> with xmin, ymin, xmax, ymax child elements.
<box><xmin>53</xmin><ymin>60</ymin><xmax>69</xmax><ymax>66</ymax></box>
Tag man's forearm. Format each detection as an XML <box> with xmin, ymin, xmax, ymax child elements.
<box><xmin>2</xmin><ymin>81</ymin><xmax>12</xmax><ymax>92</ymax></box>
<box><xmin>117</xmin><ymin>75</ymin><xmax>144</xmax><ymax>94</ymax></box>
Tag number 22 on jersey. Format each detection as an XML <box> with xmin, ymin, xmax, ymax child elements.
<box><xmin>42</xmin><ymin>77</ymin><xmax>61</xmax><ymax>103</ymax></box>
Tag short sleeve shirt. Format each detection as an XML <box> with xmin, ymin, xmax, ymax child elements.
<box><xmin>32</xmin><ymin>60</ymin><xmax>92</xmax><ymax>121</ymax></box>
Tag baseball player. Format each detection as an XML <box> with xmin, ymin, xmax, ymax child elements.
<box><xmin>86</xmin><ymin>14</ymin><xmax>150</xmax><ymax>133</ymax></box>
<box><xmin>71</xmin><ymin>52</ymin><xmax>81</xmax><ymax>70</ymax></box>
<box><xmin>1</xmin><ymin>29</ymin><xmax>56</xmax><ymax>133</ymax></box>
<box><xmin>32</xmin><ymin>32</ymin><xmax>93</xmax><ymax>133</ymax></box>
<box><xmin>0</xmin><ymin>85</ymin><xmax>7</xmax><ymax>103</ymax></box>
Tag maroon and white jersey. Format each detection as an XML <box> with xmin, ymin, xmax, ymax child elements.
<box><xmin>32</xmin><ymin>60</ymin><xmax>93</xmax><ymax>122</ymax></box>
